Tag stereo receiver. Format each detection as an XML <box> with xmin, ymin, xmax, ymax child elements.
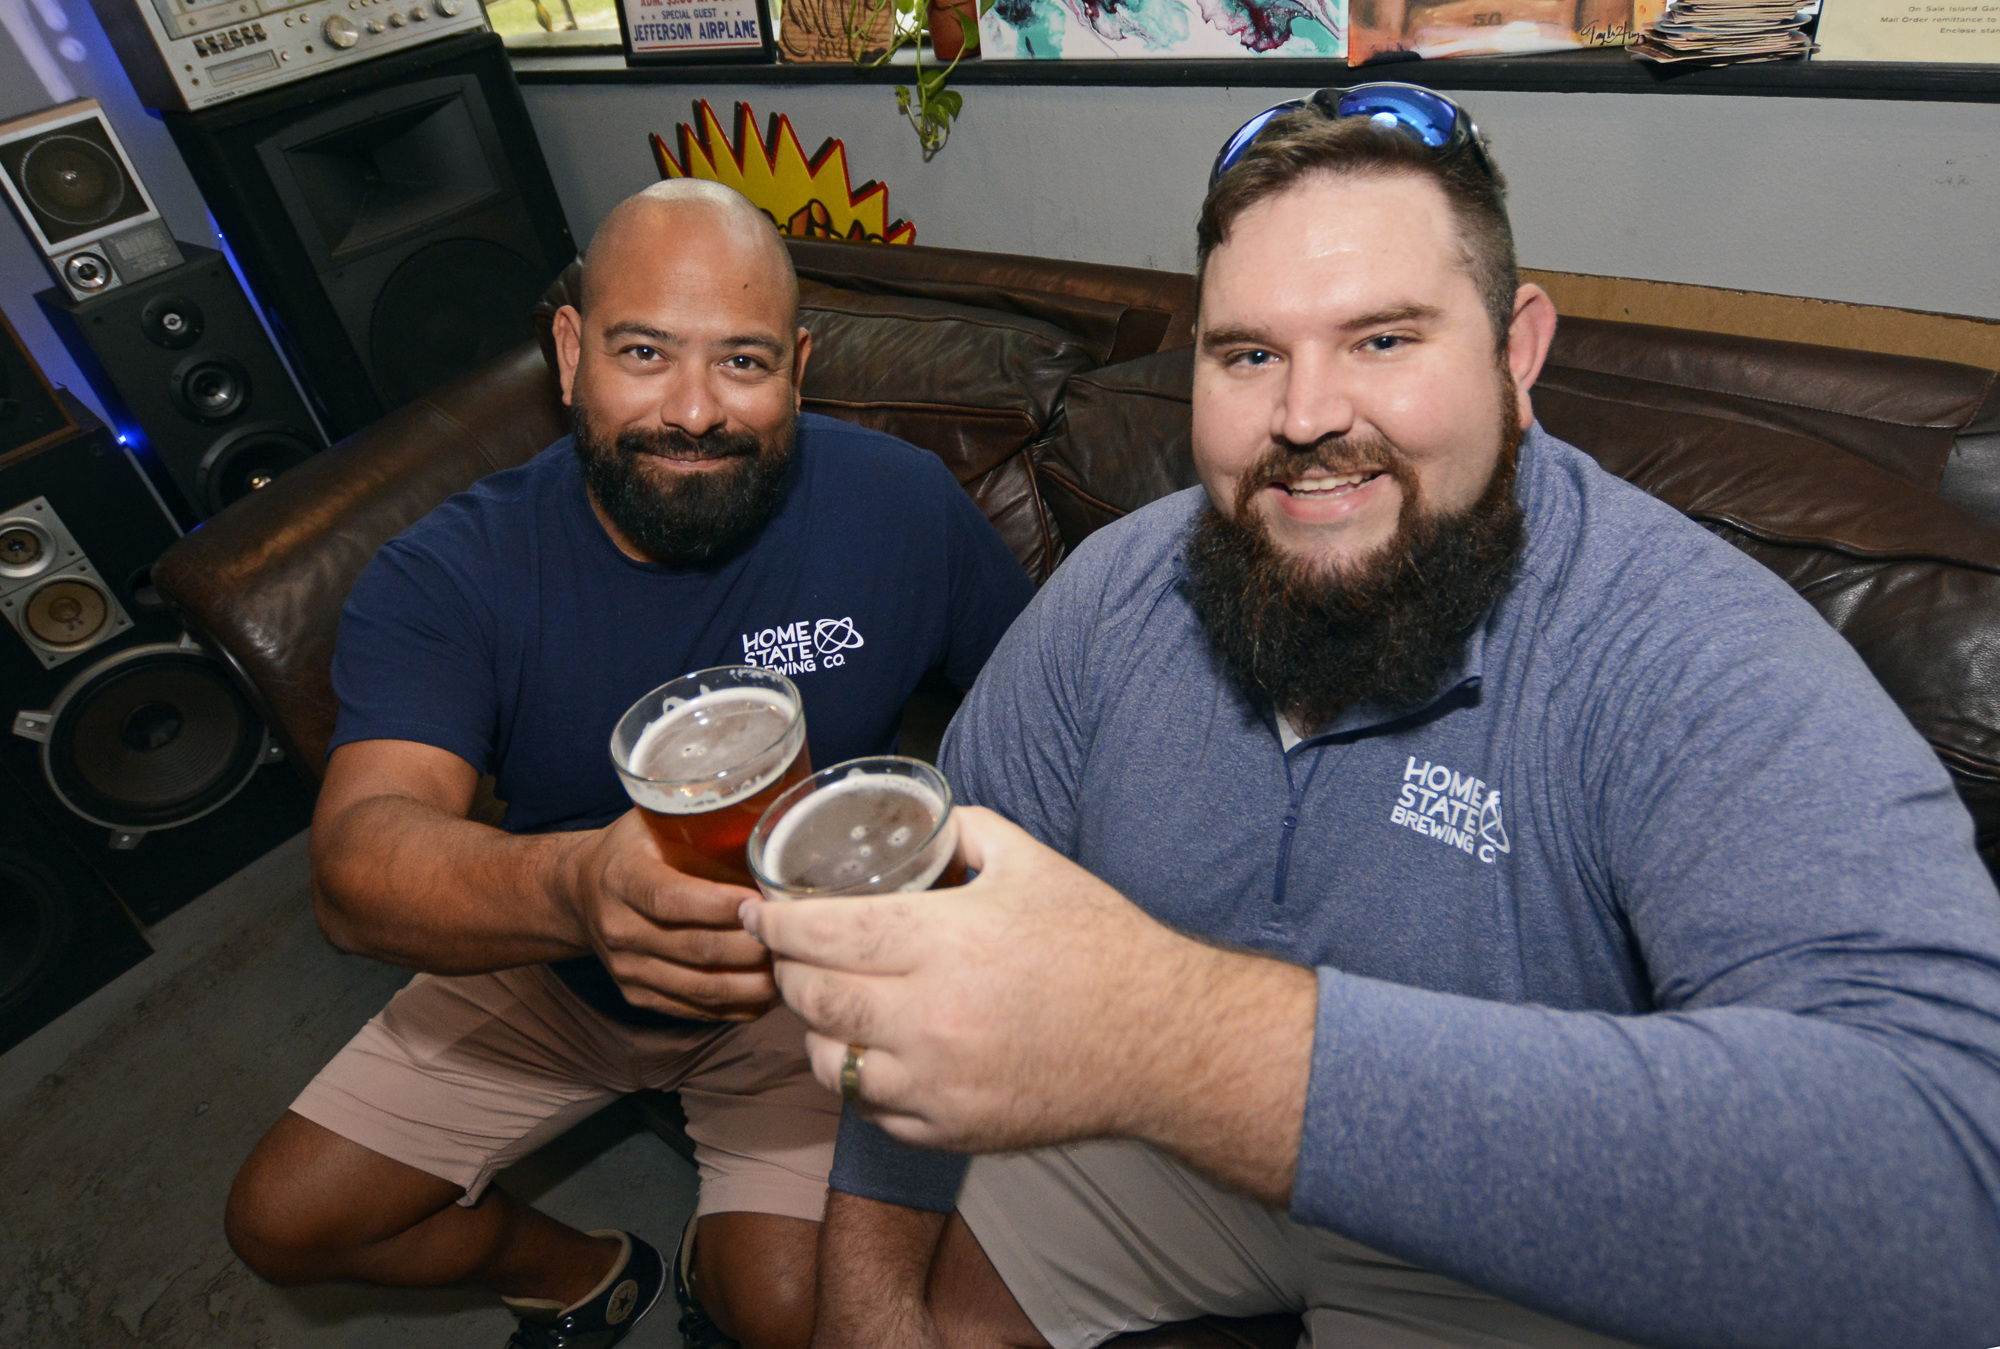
<box><xmin>88</xmin><ymin>0</ymin><xmax>489</xmax><ymax>111</ymax></box>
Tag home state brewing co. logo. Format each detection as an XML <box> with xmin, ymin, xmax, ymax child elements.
<box><xmin>1389</xmin><ymin>755</ymin><xmax>1510</xmax><ymax>864</ymax></box>
<box><xmin>739</xmin><ymin>616</ymin><xmax>865</xmax><ymax>676</ymax></box>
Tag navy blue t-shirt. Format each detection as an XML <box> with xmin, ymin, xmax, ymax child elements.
<box><xmin>329</xmin><ymin>412</ymin><xmax>1035</xmax><ymax>1023</ymax></box>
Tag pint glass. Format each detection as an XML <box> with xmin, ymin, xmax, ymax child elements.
<box><xmin>747</xmin><ymin>756</ymin><xmax>961</xmax><ymax>900</ymax></box>
<box><xmin>610</xmin><ymin>667</ymin><xmax>810</xmax><ymax>887</ymax></box>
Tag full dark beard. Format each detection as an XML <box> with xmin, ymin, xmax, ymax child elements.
<box><xmin>571</xmin><ymin>393</ymin><xmax>795</xmax><ymax>566</ymax></box>
<box><xmin>1182</xmin><ymin>403</ymin><xmax>1526</xmax><ymax>735</ymax></box>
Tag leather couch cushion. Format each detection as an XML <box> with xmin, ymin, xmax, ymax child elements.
<box><xmin>1035</xmin><ymin>347</ymin><xmax>1199</xmax><ymax>554</ymax></box>
<box><xmin>153</xmin><ymin>343</ymin><xmax>569</xmax><ymax>779</ymax></box>
<box><xmin>786</xmin><ymin>236</ymin><xmax>1199</xmax><ymax>366</ymax></box>
<box><xmin>797</xmin><ymin>281</ymin><xmax>1096</xmax><ymax>584</ymax></box>
<box><xmin>1547</xmin><ymin>318</ymin><xmax>2000</xmax><ymax>528</ymax></box>
<box><xmin>1536</xmin><ymin>376</ymin><xmax>2000</xmax><ymax>874</ymax></box>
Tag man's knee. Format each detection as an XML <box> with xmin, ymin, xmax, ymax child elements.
<box><xmin>695</xmin><ymin>1212</ymin><xmax>819</xmax><ymax>1349</ymax></box>
<box><xmin>224</xmin><ymin>1110</ymin><xmax>460</xmax><ymax>1286</ymax></box>
<box><xmin>227</xmin><ymin>1147</ymin><xmax>329</xmax><ymax>1282</ymax></box>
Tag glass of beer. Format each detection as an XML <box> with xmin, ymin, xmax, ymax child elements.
<box><xmin>610</xmin><ymin>667</ymin><xmax>810</xmax><ymax>887</ymax></box>
<box><xmin>747</xmin><ymin>756</ymin><xmax>961</xmax><ymax>901</ymax></box>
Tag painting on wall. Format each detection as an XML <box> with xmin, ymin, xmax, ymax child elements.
<box><xmin>978</xmin><ymin>0</ymin><xmax>1346</xmax><ymax>58</ymax></box>
<box><xmin>652</xmin><ymin>101</ymin><xmax>916</xmax><ymax>244</ymax></box>
<box><xmin>1345</xmin><ymin>0</ymin><xmax>1635</xmax><ymax>61</ymax></box>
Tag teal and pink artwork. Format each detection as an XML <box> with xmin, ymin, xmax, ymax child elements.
<box><xmin>979</xmin><ymin>0</ymin><xmax>1346</xmax><ymax>56</ymax></box>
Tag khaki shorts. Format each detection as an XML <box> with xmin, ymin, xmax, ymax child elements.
<box><xmin>291</xmin><ymin>963</ymin><xmax>837</xmax><ymax>1221</ymax></box>
<box><xmin>959</xmin><ymin>1141</ymin><xmax>1646</xmax><ymax>1349</ymax></box>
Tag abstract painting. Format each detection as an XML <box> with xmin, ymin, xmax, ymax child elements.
<box><xmin>1346</xmin><ymin>0</ymin><xmax>1631</xmax><ymax>62</ymax></box>
<box><xmin>979</xmin><ymin>0</ymin><xmax>1346</xmax><ymax>58</ymax></box>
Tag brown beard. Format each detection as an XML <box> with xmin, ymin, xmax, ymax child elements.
<box><xmin>1181</xmin><ymin>385</ymin><xmax>1527</xmax><ymax>734</ymax></box>
<box><xmin>571</xmin><ymin>389</ymin><xmax>796</xmax><ymax>566</ymax></box>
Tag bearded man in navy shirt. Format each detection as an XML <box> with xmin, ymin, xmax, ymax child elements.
<box><xmin>748</xmin><ymin>94</ymin><xmax>2000</xmax><ymax>1349</ymax></box>
<box><xmin>219</xmin><ymin>179</ymin><xmax>1033</xmax><ymax>1349</ymax></box>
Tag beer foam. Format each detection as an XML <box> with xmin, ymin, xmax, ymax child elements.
<box><xmin>763</xmin><ymin>771</ymin><xmax>949</xmax><ymax>894</ymax></box>
<box><xmin>624</xmin><ymin>687</ymin><xmax>797</xmax><ymax>814</ymax></box>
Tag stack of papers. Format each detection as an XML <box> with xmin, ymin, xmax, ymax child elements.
<box><xmin>1631</xmin><ymin>0</ymin><xmax>1819</xmax><ymax>62</ymax></box>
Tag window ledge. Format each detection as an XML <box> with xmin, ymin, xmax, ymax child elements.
<box><xmin>502</xmin><ymin>28</ymin><xmax>622</xmax><ymax>52</ymax></box>
<box><xmin>510</xmin><ymin>46</ymin><xmax>2000</xmax><ymax>102</ymax></box>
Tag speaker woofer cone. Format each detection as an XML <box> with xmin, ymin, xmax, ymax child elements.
<box><xmin>197</xmin><ymin>424</ymin><xmax>315</xmax><ymax>514</ymax></box>
<box><xmin>21</xmin><ymin>135</ymin><xmax>126</xmax><ymax>227</ymax></box>
<box><xmin>368</xmin><ymin>239</ymin><xmax>545</xmax><ymax>409</ymax></box>
<box><xmin>38</xmin><ymin>645</ymin><xmax>267</xmax><ymax>832</ymax></box>
<box><xmin>172</xmin><ymin>357</ymin><xmax>250</xmax><ymax>424</ymax></box>
<box><xmin>22</xmin><ymin>575</ymin><xmax>112</xmax><ymax>649</ymax></box>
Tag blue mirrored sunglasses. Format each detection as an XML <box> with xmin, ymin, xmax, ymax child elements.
<box><xmin>1209</xmin><ymin>83</ymin><xmax>1495</xmax><ymax>190</ymax></box>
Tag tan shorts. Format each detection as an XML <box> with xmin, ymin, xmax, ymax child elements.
<box><xmin>291</xmin><ymin>963</ymin><xmax>837</xmax><ymax>1221</ymax></box>
<box><xmin>959</xmin><ymin>1141</ymin><xmax>1646</xmax><ymax>1349</ymax></box>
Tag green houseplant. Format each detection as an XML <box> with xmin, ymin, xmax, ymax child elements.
<box><xmin>843</xmin><ymin>0</ymin><xmax>988</xmax><ymax>158</ymax></box>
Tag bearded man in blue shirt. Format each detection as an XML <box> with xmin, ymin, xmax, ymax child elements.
<box><xmin>216</xmin><ymin>179</ymin><xmax>1034</xmax><ymax>1349</ymax></box>
<box><xmin>747</xmin><ymin>90</ymin><xmax>2000</xmax><ymax>1349</ymax></box>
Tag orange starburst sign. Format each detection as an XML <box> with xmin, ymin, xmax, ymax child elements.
<box><xmin>652</xmin><ymin>101</ymin><xmax>915</xmax><ymax>246</ymax></box>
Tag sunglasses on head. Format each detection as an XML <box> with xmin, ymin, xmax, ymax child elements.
<box><xmin>1209</xmin><ymin>83</ymin><xmax>1495</xmax><ymax>190</ymax></box>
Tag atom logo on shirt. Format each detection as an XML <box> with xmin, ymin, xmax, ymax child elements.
<box><xmin>813</xmin><ymin>617</ymin><xmax>865</xmax><ymax>654</ymax></box>
<box><xmin>1390</xmin><ymin>755</ymin><xmax>1510</xmax><ymax>864</ymax></box>
<box><xmin>740</xmin><ymin>617</ymin><xmax>867</xmax><ymax>675</ymax></box>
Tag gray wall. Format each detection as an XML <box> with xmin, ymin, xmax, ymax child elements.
<box><xmin>2</xmin><ymin>23</ymin><xmax>1994</xmax><ymax>419</ymax></box>
<box><xmin>522</xmin><ymin>78</ymin><xmax>2000</xmax><ymax>321</ymax></box>
<box><xmin>0</xmin><ymin>0</ymin><xmax>222</xmax><ymax>422</ymax></box>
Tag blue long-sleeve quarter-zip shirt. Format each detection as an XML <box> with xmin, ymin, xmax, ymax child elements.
<box><xmin>829</xmin><ymin>427</ymin><xmax>2000</xmax><ymax>1349</ymax></box>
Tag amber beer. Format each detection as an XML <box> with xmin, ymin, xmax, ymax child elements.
<box><xmin>610</xmin><ymin>668</ymin><xmax>809</xmax><ymax>887</ymax></box>
<box><xmin>748</xmin><ymin>757</ymin><xmax>962</xmax><ymax>900</ymax></box>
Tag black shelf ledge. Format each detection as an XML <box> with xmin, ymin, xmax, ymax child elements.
<box><xmin>511</xmin><ymin>46</ymin><xmax>2000</xmax><ymax>101</ymax></box>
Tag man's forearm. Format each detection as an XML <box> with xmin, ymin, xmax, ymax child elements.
<box><xmin>813</xmin><ymin>1190</ymin><xmax>948</xmax><ymax>1349</ymax></box>
<box><xmin>312</xmin><ymin>790</ymin><xmax>590</xmax><ymax>972</ymax></box>
<box><xmin>1117</xmin><ymin>939</ymin><xmax>1316</xmax><ymax>1207</ymax></box>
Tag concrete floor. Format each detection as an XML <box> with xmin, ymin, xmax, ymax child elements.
<box><xmin>0</xmin><ymin>832</ymin><xmax>695</xmax><ymax>1347</ymax></box>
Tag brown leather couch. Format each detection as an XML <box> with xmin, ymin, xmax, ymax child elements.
<box><xmin>153</xmin><ymin>237</ymin><xmax>2000</xmax><ymax>1348</ymax></box>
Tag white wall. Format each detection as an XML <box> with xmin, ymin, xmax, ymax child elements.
<box><xmin>522</xmin><ymin>79</ymin><xmax>2000</xmax><ymax>321</ymax></box>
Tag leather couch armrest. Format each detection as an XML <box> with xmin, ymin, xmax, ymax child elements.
<box><xmin>153</xmin><ymin>342</ymin><xmax>570</xmax><ymax>781</ymax></box>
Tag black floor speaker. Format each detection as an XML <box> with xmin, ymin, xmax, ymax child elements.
<box><xmin>0</xmin><ymin>759</ymin><xmax>153</xmax><ymax>1057</ymax></box>
<box><xmin>163</xmin><ymin>32</ymin><xmax>575</xmax><ymax>440</ymax></box>
<box><xmin>37</xmin><ymin>245</ymin><xmax>324</xmax><ymax>526</ymax></box>
<box><xmin>2</xmin><ymin>403</ymin><xmax>314</xmax><ymax>927</ymax></box>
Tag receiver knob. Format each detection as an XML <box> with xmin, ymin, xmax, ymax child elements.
<box><xmin>321</xmin><ymin>14</ymin><xmax>359</xmax><ymax>44</ymax></box>
<box><xmin>436</xmin><ymin>0</ymin><xmax>462</xmax><ymax>12</ymax></box>
<box><xmin>387</xmin><ymin>9</ymin><xmax>404</xmax><ymax>23</ymax></box>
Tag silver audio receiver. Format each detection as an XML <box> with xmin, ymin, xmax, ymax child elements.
<box><xmin>87</xmin><ymin>0</ymin><xmax>491</xmax><ymax>111</ymax></box>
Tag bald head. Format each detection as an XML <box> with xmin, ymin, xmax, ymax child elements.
<box><xmin>579</xmin><ymin>179</ymin><xmax>798</xmax><ymax>327</ymax></box>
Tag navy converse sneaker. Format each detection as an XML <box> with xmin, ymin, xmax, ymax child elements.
<box><xmin>502</xmin><ymin>1229</ymin><xmax>666</xmax><ymax>1349</ymax></box>
<box><xmin>671</xmin><ymin>1216</ymin><xmax>741</xmax><ymax>1349</ymax></box>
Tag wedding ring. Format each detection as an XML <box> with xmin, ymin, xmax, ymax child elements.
<box><xmin>840</xmin><ymin>1043</ymin><xmax>866</xmax><ymax>1102</ymax></box>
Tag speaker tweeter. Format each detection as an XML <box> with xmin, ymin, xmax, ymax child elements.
<box><xmin>0</xmin><ymin>497</ymin><xmax>135</xmax><ymax>669</ymax></box>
